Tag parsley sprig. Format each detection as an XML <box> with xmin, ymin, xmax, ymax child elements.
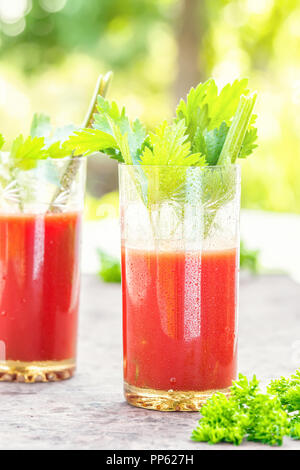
<box><xmin>192</xmin><ymin>369</ymin><xmax>300</xmax><ymax>446</ymax></box>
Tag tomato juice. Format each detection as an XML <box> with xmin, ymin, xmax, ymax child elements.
<box><xmin>0</xmin><ymin>212</ymin><xmax>81</xmax><ymax>363</ymax></box>
<box><xmin>122</xmin><ymin>246</ymin><xmax>238</xmax><ymax>392</ymax></box>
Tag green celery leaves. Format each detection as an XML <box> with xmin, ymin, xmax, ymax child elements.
<box><xmin>68</xmin><ymin>96</ymin><xmax>147</xmax><ymax>165</ymax></box>
<box><xmin>177</xmin><ymin>78</ymin><xmax>257</xmax><ymax>166</ymax></box>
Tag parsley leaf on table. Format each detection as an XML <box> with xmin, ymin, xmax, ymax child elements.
<box><xmin>268</xmin><ymin>369</ymin><xmax>300</xmax><ymax>413</ymax></box>
<box><xmin>245</xmin><ymin>393</ymin><xmax>289</xmax><ymax>446</ymax></box>
<box><xmin>191</xmin><ymin>392</ymin><xmax>248</xmax><ymax>445</ymax></box>
<box><xmin>192</xmin><ymin>369</ymin><xmax>300</xmax><ymax>447</ymax></box>
<box><xmin>290</xmin><ymin>415</ymin><xmax>300</xmax><ymax>440</ymax></box>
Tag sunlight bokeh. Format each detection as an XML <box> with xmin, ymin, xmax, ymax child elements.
<box><xmin>0</xmin><ymin>0</ymin><xmax>299</xmax><ymax>214</ymax></box>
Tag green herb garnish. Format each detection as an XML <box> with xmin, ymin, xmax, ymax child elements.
<box><xmin>176</xmin><ymin>78</ymin><xmax>257</xmax><ymax>165</ymax></box>
<box><xmin>70</xmin><ymin>78</ymin><xmax>257</xmax><ymax>169</ymax></box>
<box><xmin>0</xmin><ymin>72</ymin><xmax>113</xmax><ymax>213</ymax></box>
<box><xmin>4</xmin><ymin>113</ymin><xmax>74</xmax><ymax>172</ymax></box>
<box><xmin>10</xmin><ymin>134</ymin><xmax>49</xmax><ymax>170</ymax></box>
<box><xmin>0</xmin><ymin>116</ymin><xmax>75</xmax><ymax>210</ymax></box>
<box><xmin>69</xmin><ymin>77</ymin><xmax>257</xmax><ymax>238</ymax></box>
<box><xmin>192</xmin><ymin>369</ymin><xmax>300</xmax><ymax>446</ymax></box>
<box><xmin>67</xmin><ymin>95</ymin><xmax>147</xmax><ymax>165</ymax></box>
<box><xmin>268</xmin><ymin>369</ymin><xmax>300</xmax><ymax>414</ymax></box>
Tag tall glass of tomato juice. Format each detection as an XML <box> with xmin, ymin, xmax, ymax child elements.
<box><xmin>120</xmin><ymin>164</ymin><xmax>240</xmax><ymax>411</ymax></box>
<box><xmin>0</xmin><ymin>157</ymin><xmax>86</xmax><ymax>382</ymax></box>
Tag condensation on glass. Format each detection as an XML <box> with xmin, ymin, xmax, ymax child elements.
<box><xmin>119</xmin><ymin>164</ymin><xmax>241</xmax><ymax>411</ymax></box>
<box><xmin>0</xmin><ymin>156</ymin><xmax>86</xmax><ymax>382</ymax></box>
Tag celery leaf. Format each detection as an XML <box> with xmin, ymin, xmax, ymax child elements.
<box><xmin>10</xmin><ymin>135</ymin><xmax>48</xmax><ymax>170</ymax></box>
<box><xmin>140</xmin><ymin>120</ymin><xmax>203</xmax><ymax>167</ymax></box>
<box><xmin>177</xmin><ymin>78</ymin><xmax>256</xmax><ymax>165</ymax></box>
<box><xmin>140</xmin><ymin>120</ymin><xmax>205</xmax><ymax>205</ymax></box>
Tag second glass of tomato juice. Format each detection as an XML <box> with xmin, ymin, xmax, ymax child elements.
<box><xmin>120</xmin><ymin>164</ymin><xmax>240</xmax><ymax>410</ymax></box>
<box><xmin>0</xmin><ymin>157</ymin><xmax>86</xmax><ymax>382</ymax></box>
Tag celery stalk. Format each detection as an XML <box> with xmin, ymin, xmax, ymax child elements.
<box><xmin>217</xmin><ymin>93</ymin><xmax>257</xmax><ymax>166</ymax></box>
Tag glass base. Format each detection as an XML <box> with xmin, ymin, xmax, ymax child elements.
<box><xmin>124</xmin><ymin>382</ymin><xmax>231</xmax><ymax>411</ymax></box>
<box><xmin>0</xmin><ymin>359</ymin><xmax>75</xmax><ymax>383</ymax></box>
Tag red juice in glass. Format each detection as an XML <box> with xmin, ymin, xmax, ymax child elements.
<box><xmin>120</xmin><ymin>164</ymin><xmax>240</xmax><ymax>410</ymax></box>
<box><xmin>0</xmin><ymin>211</ymin><xmax>81</xmax><ymax>381</ymax></box>
<box><xmin>122</xmin><ymin>247</ymin><xmax>238</xmax><ymax>398</ymax></box>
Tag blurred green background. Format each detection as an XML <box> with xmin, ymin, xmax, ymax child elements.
<box><xmin>0</xmin><ymin>0</ymin><xmax>299</xmax><ymax>214</ymax></box>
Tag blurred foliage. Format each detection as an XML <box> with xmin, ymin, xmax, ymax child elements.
<box><xmin>89</xmin><ymin>191</ymin><xmax>261</xmax><ymax>276</ymax></box>
<box><xmin>0</xmin><ymin>0</ymin><xmax>170</xmax><ymax>74</ymax></box>
<box><xmin>0</xmin><ymin>0</ymin><xmax>300</xmax><ymax>213</ymax></box>
<box><xmin>240</xmin><ymin>240</ymin><xmax>260</xmax><ymax>274</ymax></box>
<box><xmin>97</xmin><ymin>237</ymin><xmax>260</xmax><ymax>284</ymax></box>
<box><xmin>97</xmin><ymin>248</ymin><xmax>121</xmax><ymax>283</ymax></box>
<box><xmin>84</xmin><ymin>192</ymin><xmax>119</xmax><ymax>221</ymax></box>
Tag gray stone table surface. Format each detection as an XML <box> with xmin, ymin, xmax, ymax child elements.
<box><xmin>0</xmin><ymin>273</ymin><xmax>299</xmax><ymax>450</ymax></box>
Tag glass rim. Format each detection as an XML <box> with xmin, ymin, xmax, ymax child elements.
<box><xmin>38</xmin><ymin>155</ymin><xmax>86</xmax><ymax>163</ymax></box>
<box><xmin>0</xmin><ymin>154</ymin><xmax>85</xmax><ymax>164</ymax></box>
<box><xmin>118</xmin><ymin>163</ymin><xmax>240</xmax><ymax>170</ymax></box>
